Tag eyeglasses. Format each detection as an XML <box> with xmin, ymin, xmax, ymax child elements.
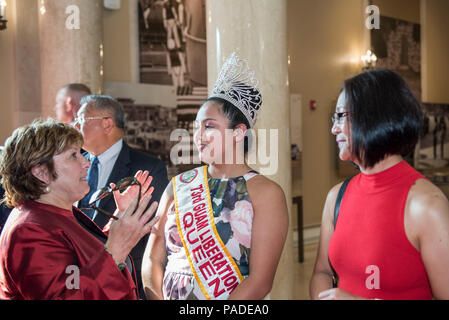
<box><xmin>331</xmin><ymin>112</ymin><xmax>352</xmax><ymax>125</ymax></box>
<box><xmin>73</xmin><ymin>116</ymin><xmax>111</xmax><ymax>127</ymax></box>
<box><xmin>80</xmin><ymin>176</ymin><xmax>141</xmax><ymax>220</ymax></box>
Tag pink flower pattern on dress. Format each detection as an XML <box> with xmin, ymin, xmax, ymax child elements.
<box><xmin>228</xmin><ymin>200</ymin><xmax>253</xmax><ymax>248</ymax></box>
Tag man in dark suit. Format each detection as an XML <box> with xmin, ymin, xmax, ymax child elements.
<box><xmin>75</xmin><ymin>95</ymin><xmax>169</xmax><ymax>299</ymax></box>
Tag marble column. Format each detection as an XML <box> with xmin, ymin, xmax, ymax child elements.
<box><xmin>38</xmin><ymin>0</ymin><xmax>103</xmax><ymax>118</ymax></box>
<box><xmin>14</xmin><ymin>0</ymin><xmax>42</xmax><ymax>127</ymax></box>
<box><xmin>207</xmin><ymin>0</ymin><xmax>294</xmax><ymax>299</ymax></box>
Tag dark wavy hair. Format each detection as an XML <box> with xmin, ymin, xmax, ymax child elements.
<box><xmin>343</xmin><ymin>69</ymin><xmax>423</xmax><ymax>168</ymax></box>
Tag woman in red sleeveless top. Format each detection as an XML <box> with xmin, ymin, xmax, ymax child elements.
<box><xmin>310</xmin><ymin>69</ymin><xmax>449</xmax><ymax>300</ymax></box>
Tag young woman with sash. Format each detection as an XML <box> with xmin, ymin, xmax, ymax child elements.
<box><xmin>142</xmin><ymin>53</ymin><xmax>289</xmax><ymax>300</ymax></box>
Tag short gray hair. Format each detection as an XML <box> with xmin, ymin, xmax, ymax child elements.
<box><xmin>80</xmin><ymin>95</ymin><xmax>126</xmax><ymax>130</ymax></box>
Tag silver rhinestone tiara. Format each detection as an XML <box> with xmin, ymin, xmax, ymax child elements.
<box><xmin>210</xmin><ymin>52</ymin><xmax>262</xmax><ymax>128</ymax></box>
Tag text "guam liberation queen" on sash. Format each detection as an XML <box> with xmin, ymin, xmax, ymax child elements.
<box><xmin>172</xmin><ymin>166</ymin><xmax>244</xmax><ymax>300</ymax></box>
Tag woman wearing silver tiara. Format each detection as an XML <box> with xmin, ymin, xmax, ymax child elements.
<box><xmin>141</xmin><ymin>53</ymin><xmax>288</xmax><ymax>300</ymax></box>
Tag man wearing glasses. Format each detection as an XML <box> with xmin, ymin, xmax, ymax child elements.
<box><xmin>74</xmin><ymin>94</ymin><xmax>169</xmax><ymax>299</ymax></box>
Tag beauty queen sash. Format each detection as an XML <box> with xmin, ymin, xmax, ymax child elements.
<box><xmin>172</xmin><ymin>166</ymin><xmax>244</xmax><ymax>300</ymax></box>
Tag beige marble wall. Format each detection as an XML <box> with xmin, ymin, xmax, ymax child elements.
<box><xmin>39</xmin><ymin>0</ymin><xmax>103</xmax><ymax>118</ymax></box>
<box><xmin>0</xmin><ymin>0</ymin><xmax>17</xmax><ymax>144</ymax></box>
<box><xmin>103</xmin><ymin>0</ymin><xmax>138</xmax><ymax>83</ymax></box>
<box><xmin>421</xmin><ymin>0</ymin><xmax>449</xmax><ymax>104</ymax></box>
<box><xmin>14</xmin><ymin>0</ymin><xmax>42</xmax><ymax>126</ymax></box>
<box><xmin>206</xmin><ymin>0</ymin><xmax>294</xmax><ymax>299</ymax></box>
<box><xmin>288</xmin><ymin>0</ymin><xmax>366</xmax><ymax>229</ymax></box>
<box><xmin>372</xmin><ymin>0</ymin><xmax>420</xmax><ymax>24</ymax></box>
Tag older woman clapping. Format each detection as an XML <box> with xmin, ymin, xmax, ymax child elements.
<box><xmin>0</xmin><ymin>119</ymin><xmax>159</xmax><ymax>300</ymax></box>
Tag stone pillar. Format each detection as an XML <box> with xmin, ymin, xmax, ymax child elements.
<box><xmin>207</xmin><ymin>0</ymin><xmax>294</xmax><ymax>299</ymax></box>
<box><xmin>13</xmin><ymin>0</ymin><xmax>43</xmax><ymax>127</ymax></box>
<box><xmin>38</xmin><ymin>0</ymin><xmax>103</xmax><ymax>118</ymax></box>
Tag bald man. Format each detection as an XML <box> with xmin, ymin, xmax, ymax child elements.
<box><xmin>54</xmin><ymin>83</ymin><xmax>91</xmax><ymax>124</ymax></box>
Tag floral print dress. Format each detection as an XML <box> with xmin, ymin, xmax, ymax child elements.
<box><xmin>163</xmin><ymin>170</ymin><xmax>258</xmax><ymax>300</ymax></box>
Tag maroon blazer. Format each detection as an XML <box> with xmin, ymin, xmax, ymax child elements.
<box><xmin>0</xmin><ymin>200</ymin><xmax>137</xmax><ymax>300</ymax></box>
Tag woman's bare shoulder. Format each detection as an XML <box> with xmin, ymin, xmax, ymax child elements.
<box><xmin>407</xmin><ymin>178</ymin><xmax>449</xmax><ymax>226</ymax></box>
<box><xmin>328</xmin><ymin>181</ymin><xmax>345</xmax><ymax>200</ymax></box>
<box><xmin>409</xmin><ymin>178</ymin><xmax>449</xmax><ymax>207</ymax></box>
<box><xmin>164</xmin><ymin>179</ymin><xmax>174</xmax><ymax>199</ymax></box>
<box><xmin>321</xmin><ymin>181</ymin><xmax>346</xmax><ymax>222</ymax></box>
<box><xmin>157</xmin><ymin>179</ymin><xmax>174</xmax><ymax>213</ymax></box>
<box><xmin>246</xmin><ymin>175</ymin><xmax>285</xmax><ymax>201</ymax></box>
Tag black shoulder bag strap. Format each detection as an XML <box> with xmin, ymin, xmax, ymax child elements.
<box><xmin>333</xmin><ymin>177</ymin><xmax>353</xmax><ymax>229</ymax></box>
<box><xmin>330</xmin><ymin>176</ymin><xmax>353</xmax><ymax>287</ymax></box>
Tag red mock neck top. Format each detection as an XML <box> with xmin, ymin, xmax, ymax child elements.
<box><xmin>328</xmin><ymin>160</ymin><xmax>433</xmax><ymax>300</ymax></box>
